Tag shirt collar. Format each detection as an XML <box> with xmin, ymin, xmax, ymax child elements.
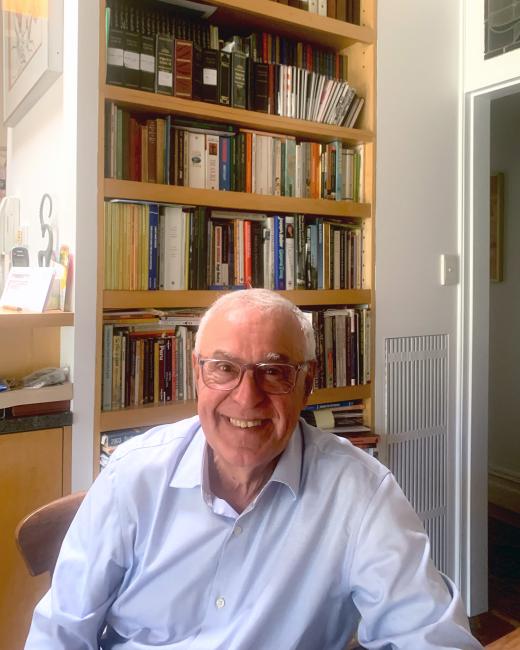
<box><xmin>169</xmin><ymin>422</ymin><xmax>303</xmax><ymax>500</ymax></box>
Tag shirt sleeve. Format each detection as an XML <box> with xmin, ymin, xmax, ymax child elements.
<box><xmin>349</xmin><ymin>473</ymin><xmax>483</xmax><ymax>649</ymax></box>
<box><xmin>24</xmin><ymin>461</ymin><xmax>129</xmax><ymax>650</ymax></box>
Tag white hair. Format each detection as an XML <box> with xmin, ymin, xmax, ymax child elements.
<box><xmin>194</xmin><ymin>289</ymin><xmax>316</xmax><ymax>360</ymax></box>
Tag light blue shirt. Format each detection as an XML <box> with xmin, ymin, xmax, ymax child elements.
<box><xmin>26</xmin><ymin>416</ymin><xmax>481</xmax><ymax>649</ymax></box>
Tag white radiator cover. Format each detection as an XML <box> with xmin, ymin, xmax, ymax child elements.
<box><xmin>384</xmin><ymin>335</ymin><xmax>448</xmax><ymax>573</ymax></box>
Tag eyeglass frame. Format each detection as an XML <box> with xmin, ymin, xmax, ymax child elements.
<box><xmin>196</xmin><ymin>355</ymin><xmax>310</xmax><ymax>395</ymax></box>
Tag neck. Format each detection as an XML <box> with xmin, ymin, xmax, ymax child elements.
<box><xmin>208</xmin><ymin>450</ymin><xmax>278</xmax><ymax>513</ymax></box>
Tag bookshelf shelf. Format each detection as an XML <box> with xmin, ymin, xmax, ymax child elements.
<box><xmin>0</xmin><ymin>310</ymin><xmax>74</xmax><ymax>329</ymax></box>
<box><xmin>0</xmin><ymin>382</ymin><xmax>73</xmax><ymax>409</ymax></box>
<box><xmin>104</xmin><ymin>85</ymin><xmax>374</xmax><ymax>146</ymax></box>
<box><xmin>104</xmin><ymin>289</ymin><xmax>371</xmax><ymax>310</ymax></box>
<box><xmin>105</xmin><ymin>179</ymin><xmax>371</xmax><ymax>219</ymax></box>
<box><xmin>100</xmin><ymin>399</ymin><xmax>198</xmax><ymax>432</ymax></box>
<box><xmin>307</xmin><ymin>384</ymin><xmax>371</xmax><ymax>406</ymax></box>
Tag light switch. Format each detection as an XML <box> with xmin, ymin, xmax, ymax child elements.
<box><xmin>440</xmin><ymin>254</ymin><xmax>459</xmax><ymax>286</ymax></box>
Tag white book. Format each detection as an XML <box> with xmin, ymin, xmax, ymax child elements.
<box><xmin>322</xmin><ymin>80</ymin><xmax>343</xmax><ymax>124</ymax></box>
<box><xmin>316</xmin><ymin>78</ymin><xmax>334</xmax><ymax>123</ymax></box>
<box><xmin>205</xmin><ymin>134</ymin><xmax>219</xmax><ymax>190</ymax></box>
<box><xmin>312</xmin><ymin>74</ymin><xmax>326</xmax><ymax>122</ymax></box>
<box><xmin>187</xmin><ymin>132</ymin><xmax>204</xmax><ymax>188</ymax></box>
<box><xmin>309</xmin><ymin>0</ymin><xmax>318</xmax><ymax>13</ymax></box>
<box><xmin>264</xmin><ymin>216</ymin><xmax>275</xmax><ymax>289</ymax></box>
<box><xmin>318</xmin><ymin>0</ymin><xmax>327</xmax><ymax>16</ymax></box>
<box><xmin>285</xmin><ymin>215</ymin><xmax>295</xmax><ymax>290</ymax></box>
<box><xmin>160</xmin><ymin>205</ymin><xmax>186</xmax><ymax>290</ymax></box>
<box><xmin>355</xmin><ymin>143</ymin><xmax>365</xmax><ymax>203</ymax></box>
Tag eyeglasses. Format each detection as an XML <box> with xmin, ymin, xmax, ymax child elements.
<box><xmin>197</xmin><ymin>356</ymin><xmax>308</xmax><ymax>394</ymax></box>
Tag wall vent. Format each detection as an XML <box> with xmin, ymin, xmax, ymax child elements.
<box><xmin>384</xmin><ymin>335</ymin><xmax>448</xmax><ymax>572</ymax></box>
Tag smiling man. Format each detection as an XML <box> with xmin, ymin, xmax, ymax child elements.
<box><xmin>26</xmin><ymin>289</ymin><xmax>482</xmax><ymax>649</ymax></box>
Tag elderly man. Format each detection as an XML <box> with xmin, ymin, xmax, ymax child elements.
<box><xmin>26</xmin><ymin>289</ymin><xmax>481</xmax><ymax>649</ymax></box>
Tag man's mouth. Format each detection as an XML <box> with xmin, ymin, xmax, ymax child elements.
<box><xmin>228</xmin><ymin>417</ymin><xmax>264</xmax><ymax>429</ymax></box>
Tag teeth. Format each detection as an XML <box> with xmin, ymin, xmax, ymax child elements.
<box><xmin>229</xmin><ymin>418</ymin><xmax>263</xmax><ymax>428</ymax></box>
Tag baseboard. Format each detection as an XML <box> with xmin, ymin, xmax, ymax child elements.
<box><xmin>488</xmin><ymin>465</ymin><xmax>520</xmax><ymax>514</ymax></box>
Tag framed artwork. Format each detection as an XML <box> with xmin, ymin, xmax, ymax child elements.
<box><xmin>2</xmin><ymin>0</ymin><xmax>63</xmax><ymax>126</ymax></box>
<box><xmin>490</xmin><ymin>172</ymin><xmax>504</xmax><ymax>282</ymax></box>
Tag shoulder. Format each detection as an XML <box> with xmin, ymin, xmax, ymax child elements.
<box><xmin>107</xmin><ymin>415</ymin><xmax>201</xmax><ymax>480</ymax></box>
<box><xmin>299</xmin><ymin>418</ymin><xmax>390</xmax><ymax>517</ymax></box>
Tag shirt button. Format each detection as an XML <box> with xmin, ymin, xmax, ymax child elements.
<box><xmin>234</xmin><ymin>526</ymin><xmax>243</xmax><ymax>536</ymax></box>
<box><xmin>215</xmin><ymin>597</ymin><xmax>225</xmax><ymax>609</ymax></box>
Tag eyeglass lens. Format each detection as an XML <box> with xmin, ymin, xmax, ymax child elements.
<box><xmin>202</xmin><ymin>359</ymin><xmax>297</xmax><ymax>394</ymax></box>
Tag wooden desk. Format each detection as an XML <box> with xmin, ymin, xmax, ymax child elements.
<box><xmin>486</xmin><ymin>627</ymin><xmax>520</xmax><ymax>648</ymax></box>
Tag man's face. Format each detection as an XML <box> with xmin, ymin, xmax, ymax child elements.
<box><xmin>193</xmin><ymin>306</ymin><xmax>314</xmax><ymax>474</ymax></box>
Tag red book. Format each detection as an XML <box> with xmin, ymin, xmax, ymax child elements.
<box><xmin>174</xmin><ymin>39</ymin><xmax>193</xmax><ymax>99</ymax></box>
<box><xmin>244</xmin><ymin>220</ymin><xmax>253</xmax><ymax>287</ymax></box>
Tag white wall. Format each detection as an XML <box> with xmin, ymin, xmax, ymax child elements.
<box><xmin>376</xmin><ymin>0</ymin><xmax>462</xmax><ymax>579</ymax></box>
<box><xmin>489</xmin><ymin>93</ymin><xmax>520</xmax><ymax>511</ymax></box>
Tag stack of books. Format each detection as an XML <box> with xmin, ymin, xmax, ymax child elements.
<box><xmin>301</xmin><ymin>400</ymin><xmax>378</xmax><ymax>455</ymax></box>
<box><xmin>100</xmin><ymin>426</ymin><xmax>149</xmax><ymax>467</ymax></box>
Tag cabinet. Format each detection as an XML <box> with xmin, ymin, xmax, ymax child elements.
<box><xmin>95</xmin><ymin>0</ymin><xmax>376</xmax><ymax>471</ymax></box>
<box><xmin>0</xmin><ymin>309</ymin><xmax>73</xmax><ymax>648</ymax></box>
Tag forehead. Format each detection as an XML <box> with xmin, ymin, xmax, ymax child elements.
<box><xmin>199</xmin><ymin>305</ymin><xmax>304</xmax><ymax>360</ymax></box>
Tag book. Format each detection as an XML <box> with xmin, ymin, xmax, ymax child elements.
<box><xmin>201</xmin><ymin>48</ymin><xmax>219</xmax><ymax>103</ymax></box>
<box><xmin>174</xmin><ymin>39</ymin><xmax>193</xmax><ymax>98</ymax></box>
<box><xmin>231</xmin><ymin>50</ymin><xmax>247</xmax><ymax>109</ymax></box>
<box><xmin>155</xmin><ymin>34</ymin><xmax>173</xmax><ymax>95</ymax></box>
<box><xmin>140</xmin><ymin>34</ymin><xmax>156</xmax><ymax>91</ymax></box>
<box><xmin>106</xmin><ymin>27</ymin><xmax>125</xmax><ymax>86</ymax></box>
<box><xmin>123</xmin><ymin>30</ymin><xmax>141</xmax><ymax>89</ymax></box>
<box><xmin>218</xmin><ymin>50</ymin><xmax>231</xmax><ymax>106</ymax></box>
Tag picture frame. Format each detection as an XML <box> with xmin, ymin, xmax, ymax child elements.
<box><xmin>490</xmin><ymin>172</ymin><xmax>504</xmax><ymax>282</ymax></box>
<box><xmin>2</xmin><ymin>0</ymin><xmax>63</xmax><ymax>127</ymax></box>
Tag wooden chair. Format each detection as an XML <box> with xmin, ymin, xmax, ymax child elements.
<box><xmin>15</xmin><ymin>491</ymin><xmax>86</xmax><ymax>577</ymax></box>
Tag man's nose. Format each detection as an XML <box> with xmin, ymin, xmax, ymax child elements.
<box><xmin>231</xmin><ymin>368</ymin><xmax>265</xmax><ymax>406</ymax></box>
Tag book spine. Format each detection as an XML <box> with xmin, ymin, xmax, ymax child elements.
<box><xmin>205</xmin><ymin>134</ymin><xmax>219</xmax><ymax>190</ymax></box>
<box><xmin>219</xmin><ymin>50</ymin><xmax>231</xmax><ymax>106</ymax></box>
<box><xmin>285</xmin><ymin>215</ymin><xmax>295</xmax><ymax>290</ymax></box>
<box><xmin>202</xmin><ymin>48</ymin><xmax>219</xmax><ymax>103</ymax></box>
<box><xmin>155</xmin><ymin>34</ymin><xmax>173</xmax><ymax>95</ymax></box>
<box><xmin>174</xmin><ymin>39</ymin><xmax>193</xmax><ymax>99</ymax></box>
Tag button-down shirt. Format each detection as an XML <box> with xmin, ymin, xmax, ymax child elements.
<box><xmin>25</xmin><ymin>416</ymin><xmax>482</xmax><ymax>649</ymax></box>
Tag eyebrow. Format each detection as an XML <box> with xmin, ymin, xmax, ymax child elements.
<box><xmin>208</xmin><ymin>350</ymin><xmax>291</xmax><ymax>363</ymax></box>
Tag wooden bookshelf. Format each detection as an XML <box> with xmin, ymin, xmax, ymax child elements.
<box><xmin>0</xmin><ymin>310</ymin><xmax>74</xmax><ymax>329</ymax></box>
<box><xmin>95</xmin><ymin>0</ymin><xmax>376</xmax><ymax>470</ymax></box>
<box><xmin>105</xmin><ymin>179</ymin><xmax>372</xmax><ymax>218</ymax></box>
<box><xmin>104</xmin><ymin>289</ymin><xmax>371</xmax><ymax>310</ymax></box>
<box><xmin>104</xmin><ymin>85</ymin><xmax>374</xmax><ymax>145</ymax></box>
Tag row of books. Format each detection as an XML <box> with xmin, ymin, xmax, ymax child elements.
<box><xmin>102</xmin><ymin>309</ymin><xmax>202</xmax><ymax>411</ymax></box>
<box><xmin>101</xmin><ymin>302</ymin><xmax>370</xmax><ymax>413</ymax></box>
<box><xmin>108</xmin><ymin>0</ymin><xmax>350</xmax><ymax>71</ymax></box>
<box><xmin>305</xmin><ymin>307</ymin><xmax>371</xmax><ymax>388</ymax></box>
<box><xmin>106</xmin><ymin>4</ymin><xmax>364</xmax><ymax>126</ymax></box>
<box><xmin>105</xmin><ymin>107</ymin><xmax>364</xmax><ymax>201</ymax></box>
<box><xmin>104</xmin><ymin>202</ymin><xmax>365</xmax><ymax>292</ymax></box>
<box><xmin>273</xmin><ymin>0</ymin><xmax>361</xmax><ymax>24</ymax></box>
